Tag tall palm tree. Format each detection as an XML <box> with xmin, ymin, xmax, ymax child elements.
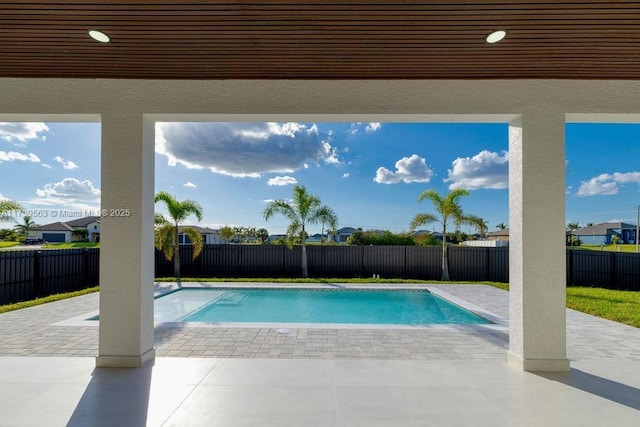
<box><xmin>317</xmin><ymin>205</ymin><xmax>338</xmax><ymax>244</ymax></box>
<box><xmin>468</xmin><ymin>215</ymin><xmax>488</xmax><ymax>238</ymax></box>
<box><xmin>0</xmin><ymin>200</ymin><xmax>22</xmax><ymax>223</ymax></box>
<box><xmin>154</xmin><ymin>191</ymin><xmax>204</xmax><ymax>280</ymax></box>
<box><xmin>14</xmin><ymin>215</ymin><xmax>39</xmax><ymax>237</ymax></box>
<box><xmin>495</xmin><ymin>222</ymin><xmax>507</xmax><ymax>230</ymax></box>
<box><xmin>264</xmin><ymin>185</ymin><xmax>334</xmax><ymax>277</ymax></box>
<box><xmin>409</xmin><ymin>189</ymin><xmax>485</xmax><ymax>281</ymax></box>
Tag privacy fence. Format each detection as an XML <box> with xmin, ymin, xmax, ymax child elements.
<box><xmin>0</xmin><ymin>248</ymin><xmax>99</xmax><ymax>305</ymax></box>
<box><xmin>1</xmin><ymin>245</ymin><xmax>639</xmax><ymax>304</ymax></box>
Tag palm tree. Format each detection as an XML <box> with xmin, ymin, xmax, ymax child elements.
<box><xmin>154</xmin><ymin>191</ymin><xmax>204</xmax><ymax>280</ymax></box>
<box><xmin>14</xmin><ymin>215</ymin><xmax>39</xmax><ymax>237</ymax></box>
<box><xmin>496</xmin><ymin>222</ymin><xmax>507</xmax><ymax>230</ymax></box>
<box><xmin>0</xmin><ymin>200</ymin><xmax>22</xmax><ymax>223</ymax></box>
<box><xmin>256</xmin><ymin>228</ymin><xmax>269</xmax><ymax>244</ymax></box>
<box><xmin>316</xmin><ymin>205</ymin><xmax>338</xmax><ymax>244</ymax></box>
<box><xmin>264</xmin><ymin>185</ymin><xmax>334</xmax><ymax>277</ymax></box>
<box><xmin>409</xmin><ymin>189</ymin><xmax>485</xmax><ymax>281</ymax></box>
<box><xmin>468</xmin><ymin>215</ymin><xmax>488</xmax><ymax>238</ymax></box>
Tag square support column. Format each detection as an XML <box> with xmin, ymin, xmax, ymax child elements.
<box><xmin>508</xmin><ymin>113</ymin><xmax>570</xmax><ymax>372</ymax></box>
<box><xmin>96</xmin><ymin>114</ymin><xmax>155</xmax><ymax>368</ymax></box>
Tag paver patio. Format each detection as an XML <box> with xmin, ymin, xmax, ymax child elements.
<box><xmin>1</xmin><ymin>284</ymin><xmax>639</xmax><ymax>361</ymax></box>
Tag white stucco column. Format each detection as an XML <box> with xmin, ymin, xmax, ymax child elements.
<box><xmin>508</xmin><ymin>113</ymin><xmax>570</xmax><ymax>372</ymax></box>
<box><xmin>96</xmin><ymin>113</ymin><xmax>155</xmax><ymax>368</ymax></box>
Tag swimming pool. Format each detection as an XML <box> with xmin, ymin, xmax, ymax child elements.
<box><xmin>154</xmin><ymin>287</ymin><xmax>491</xmax><ymax>325</ymax></box>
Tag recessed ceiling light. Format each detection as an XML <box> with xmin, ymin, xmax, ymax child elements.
<box><xmin>88</xmin><ymin>30</ymin><xmax>110</xmax><ymax>43</ymax></box>
<box><xmin>485</xmin><ymin>30</ymin><xmax>506</xmax><ymax>44</ymax></box>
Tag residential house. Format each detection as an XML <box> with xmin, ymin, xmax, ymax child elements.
<box><xmin>34</xmin><ymin>216</ymin><xmax>100</xmax><ymax>243</ymax></box>
<box><xmin>34</xmin><ymin>222</ymin><xmax>74</xmax><ymax>243</ymax></box>
<box><xmin>177</xmin><ymin>226</ymin><xmax>223</xmax><ymax>245</ymax></box>
<box><xmin>333</xmin><ymin>227</ymin><xmax>358</xmax><ymax>243</ymax></box>
<box><xmin>65</xmin><ymin>216</ymin><xmax>101</xmax><ymax>242</ymax></box>
<box><xmin>487</xmin><ymin>228</ymin><xmax>510</xmax><ymax>241</ymax></box>
<box><xmin>572</xmin><ymin>222</ymin><xmax>637</xmax><ymax>245</ymax></box>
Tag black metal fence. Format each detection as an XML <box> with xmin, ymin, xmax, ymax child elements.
<box><xmin>567</xmin><ymin>250</ymin><xmax>640</xmax><ymax>290</ymax></box>
<box><xmin>0</xmin><ymin>248</ymin><xmax>99</xmax><ymax>305</ymax></box>
<box><xmin>1</xmin><ymin>245</ymin><xmax>639</xmax><ymax>304</ymax></box>
<box><xmin>155</xmin><ymin>245</ymin><xmax>510</xmax><ymax>283</ymax></box>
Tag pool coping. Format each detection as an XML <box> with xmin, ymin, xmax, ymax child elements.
<box><xmin>55</xmin><ymin>282</ymin><xmax>509</xmax><ymax>331</ymax></box>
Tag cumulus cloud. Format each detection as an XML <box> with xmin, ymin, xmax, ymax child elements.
<box><xmin>577</xmin><ymin>172</ymin><xmax>640</xmax><ymax>197</ymax></box>
<box><xmin>445</xmin><ymin>150</ymin><xmax>509</xmax><ymax>190</ymax></box>
<box><xmin>54</xmin><ymin>156</ymin><xmax>79</xmax><ymax>170</ymax></box>
<box><xmin>42</xmin><ymin>163</ymin><xmax>52</xmax><ymax>169</ymax></box>
<box><xmin>348</xmin><ymin>122</ymin><xmax>382</xmax><ymax>135</ymax></box>
<box><xmin>0</xmin><ymin>122</ymin><xmax>49</xmax><ymax>143</ymax></box>
<box><xmin>343</xmin><ymin>173</ymin><xmax>350</xmax><ymax>178</ymax></box>
<box><xmin>0</xmin><ymin>151</ymin><xmax>40</xmax><ymax>163</ymax></box>
<box><xmin>267</xmin><ymin>176</ymin><xmax>298</xmax><ymax>186</ymax></box>
<box><xmin>183</xmin><ymin>182</ymin><xmax>197</xmax><ymax>188</ymax></box>
<box><xmin>156</xmin><ymin>122</ymin><xmax>338</xmax><ymax>178</ymax></box>
<box><xmin>33</xmin><ymin>178</ymin><xmax>100</xmax><ymax>210</ymax></box>
<box><xmin>366</xmin><ymin>122</ymin><xmax>381</xmax><ymax>133</ymax></box>
<box><xmin>374</xmin><ymin>154</ymin><xmax>433</xmax><ymax>184</ymax></box>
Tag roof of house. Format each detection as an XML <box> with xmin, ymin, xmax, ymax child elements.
<box><xmin>177</xmin><ymin>225</ymin><xmax>219</xmax><ymax>234</ymax></box>
<box><xmin>36</xmin><ymin>222</ymin><xmax>74</xmax><ymax>232</ymax></box>
<box><xmin>573</xmin><ymin>222</ymin><xmax>637</xmax><ymax>236</ymax></box>
<box><xmin>488</xmin><ymin>228</ymin><xmax>509</xmax><ymax>237</ymax></box>
<box><xmin>337</xmin><ymin>227</ymin><xmax>358</xmax><ymax>234</ymax></box>
<box><xmin>65</xmin><ymin>216</ymin><xmax>100</xmax><ymax>227</ymax></box>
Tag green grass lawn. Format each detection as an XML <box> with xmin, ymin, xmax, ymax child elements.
<box><xmin>0</xmin><ymin>241</ymin><xmax>21</xmax><ymax>248</ymax></box>
<box><xmin>0</xmin><ymin>286</ymin><xmax>99</xmax><ymax>314</ymax></box>
<box><xmin>45</xmin><ymin>242</ymin><xmax>100</xmax><ymax>249</ymax></box>
<box><xmin>580</xmin><ymin>244</ymin><xmax>639</xmax><ymax>253</ymax></box>
<box><xmin>566</xmin><ymin>286</ymin><xmax>640</xmax><ymax>328</ymax></box>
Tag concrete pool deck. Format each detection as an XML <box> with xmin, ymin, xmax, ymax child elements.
<box><xmin>1</xmin><ymin>284</ymin><xmax>640</xmax><ymax>425</ymax></box>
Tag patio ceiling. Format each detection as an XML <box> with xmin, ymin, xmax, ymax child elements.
<box><xmin>1</xmin><ymin>0</ymin><xmax>639</xmax><ymax>80</ymax></box>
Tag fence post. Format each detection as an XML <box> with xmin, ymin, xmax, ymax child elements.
<box><xmin>361</xmin><ymin>245</ymin><xmax>365</xmax><ymax>277</ymax></box>
<box><xmin>33</xmin><ymin>250</ymin><xmax>41</xmax><ymax>297</ymax></box>
<box><xmin>404</xmin><ymin>246</ymin><xmax>407</xmax><ymax>278</ymax></box>
<box><xmin>82</xmin><ymin>248</ymin><xmax>89</xmax><ymax>286</ymax></box>
<box><xmin>567</xmin><ymin>250</ymin><xmax>574</xmax><ymax>286</ymax></box>
<box><xmin>485</xmin><ymin>247</ymin><xmax>491</xmax><ymax>281</ymax></box>
<box><xmin>610</xmin><ymin>252</ymin><xmax>617</xmax><ymax>289</ymax></box>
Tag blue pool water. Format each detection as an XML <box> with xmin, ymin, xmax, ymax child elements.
<box><xmin>154</xmin><ymin>288</ymin><xmax>490</xmax><ymax>325</ymax></box>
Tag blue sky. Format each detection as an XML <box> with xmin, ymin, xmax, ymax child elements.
<box><xmin>1</xmin><ymin>121</ymin><xmax>639</xmax><ymax>235</ymax></box>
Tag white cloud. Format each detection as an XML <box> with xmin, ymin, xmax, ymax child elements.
<box><xmin>365</xmin><ymin>122</ymin><xmax>381</xmax><ymax>133</ymax></box>
<box><xmin>33</xmin><ymin>178</ymin><xmax>100</xmax><ymax>210</ymax></box>
<box><xmin>156</xmin><ymin>122</ymin><xmax>338</xmax><ymax>177</ymax></box>
<box><xmin>445</xmin><ymin>150</ymin><xmax>509</xmax><ymax>190</ymax></box>
<box><xmin>577</xmin><ymin>172</ymin><xmax>640</xmax><ymax>197</ymax></box>
<box><xmin>41</xmin><ymin>163</ymin><xmax>52</xmax><ymax>169</ymax></box>
<box><xmin>0</xmin><ymin>194</ymin><xmax>7</xmax><ymax>201</ymax></box>
<box><xmin>348</xmin><ymin>122</ymin><xmax>382</xmax><ymax>135</ymax></box>
<box><xmin>267</xmin><ymin>176</ymin><xmax>298</xmax><ymax>186</ymax></box>
<box><xmin>0</xmin><ymin>122</ymin><xmax>49</xmax><ymax>143</ymax></box>
<box><xmin>374</xmin><ymin>154</ymin><xmax>433</xmax><ymax>185</ymax></box>
<box><xmin>342</xmin><ymin>173</ymin><xmax>350</xmax><ymax>178</ymax></box>
<box><xmin>183</xmin><ymin>182</ymin><xmax>197</xmax><ymax>188</ymax></box>
<box><xmin>0</xmin><ymin>151</ymin><xmax>40</xmax><ymax>163</ymax></box>
<box><xmin>54</xmin><ymin>156</ymin><xmax>79</xmax><ymax>170</ymax></box>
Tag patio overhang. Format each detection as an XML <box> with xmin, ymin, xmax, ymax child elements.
<box><xmin>3</xmin><ymin>78</ymin><xmax>639</xmax><ymax>370</ymax></box>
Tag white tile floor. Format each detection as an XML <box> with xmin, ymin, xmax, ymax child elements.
<box><xmin>2</xmin><ymin>357</ymin><xmax>640</xmax><ymax>426</ymax></box>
